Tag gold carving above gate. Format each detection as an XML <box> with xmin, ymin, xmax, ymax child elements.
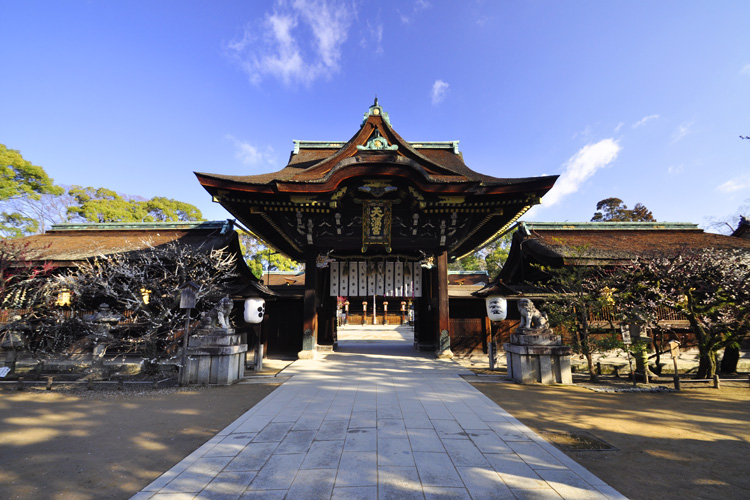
<box><xmin>362</xmin><ymin>200</ymin><xmax>392</xmax><ymax>252</ymax></box>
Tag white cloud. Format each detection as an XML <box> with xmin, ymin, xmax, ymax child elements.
<box><xmin>542</xmin><ymin>138</ymin><xmax>622</xmax><ymax>207</ymax></box>
<box><xmin>671</xmin><ymin>120</ymin><xmax>694</xmax><ymax>144</ymax></box>
<box><xmin>361</xmin><ymin>20</ymin><xmax>383</xmax><ymax>54</ymax></box>
<box><xmin>717</xmin><ymin>175</ymin><xmax>750</xmax><ymax>193</ymax></box>
<box><xmin>667</xmin><ymin>164</ymin><xmax>684</xmax><ymax>175</ymax></box>
<box><xmin>614</xmin><ymin>122</ymin><xmax>625</xmax><ymax>133</ymax></box>
<box><xmin>632</xmin><ymin>114</ymin><xmax>659</xmax><ymax>128</ymax></box>
<box><xmin>741</xmin><ymin>63</ymin><xmax>750</xmax><ymax>75</ymax></box>
<box><xmin>431</xmin><ymin>80</ymin><xmax>449</xmax><ymax>105</ymax></box>
<box><xmin>227</xmin><ymin>135</ymin><xmax>275</xmax><ymax>166</ymax></box>
<box><xmin>226</xmin><ymin>0</ymin><xmax>353</xmax><ymax>87</ymax></box>
<box><xmin>398</xmin><ymin>0</ymin><xmax>431</xmax><ymax>24</ymax></box>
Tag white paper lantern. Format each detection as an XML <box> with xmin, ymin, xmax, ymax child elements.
<box><xmin>244</xmin><ymin>298</ymin><xmax>266</xmax><ymax>324</ymax></box>
<box><xmin>485</xmin><ymin>296</ymin><xmax>507</xmax><ymax>321</ymax></box>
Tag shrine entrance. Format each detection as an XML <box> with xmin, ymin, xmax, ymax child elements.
<box><xmin>196</xmin><ymin>100</ymin><xmax>557</xmax><ymax>358</ymax></box>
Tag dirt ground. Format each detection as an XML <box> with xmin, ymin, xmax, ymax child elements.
<box><xmin>472</xmin><ymin>378</ymin><xmax>750</xmax><ymax>500</ymax></box>
<box><xmin>0</xmin><ymin>382</ymin><xmax>279</xmax><ymax>500</ymax></box>
<box><xmin>1</xmin><ymin>377</ymin><xmax>748</xmax><ymax>500</ymax></box>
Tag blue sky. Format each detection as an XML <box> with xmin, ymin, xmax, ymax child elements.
<box><xmin>3</xmin><ymin>0</ymin><xmax>749</xmax><ymax>232</ymax></box>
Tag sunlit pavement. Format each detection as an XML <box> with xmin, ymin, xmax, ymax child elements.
<box><xmin>132</xmin><ymin>325</ymin><xmax>626</xmax><ymax>499</ymax></box>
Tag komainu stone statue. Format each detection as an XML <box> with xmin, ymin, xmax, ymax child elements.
<box><xmin>517</xmin><ymin>298</ymin><xmax>549</xmax><ymax>330</ymax></box>
<box><xmin>200</xmin><ymin>296</ymin><xmax>233</xmax><ymax>330</ymax></box>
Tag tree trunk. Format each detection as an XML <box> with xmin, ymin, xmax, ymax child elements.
<box><xmin>580</xmin><ymin>309</ymin><xmax>598</xmax><ymax>382</ymax></box>
<box><xmin>696</xmin><ymin>349</ymin><xmax>717</xmax><ymax>379</ymax></box>
<box><xmin>720</xmin><ymin>345</ymin><xmax>740</xmax><ymax>375</ymax></box>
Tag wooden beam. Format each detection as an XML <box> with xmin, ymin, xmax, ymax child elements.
<box><xmin>436</xmin><ymin>250</ymin><xmax>450</xmax><ymax>343</ymax></box>
<box><xmin>303</xmin><ymin>247</ymin><xmax>318</xmax><ymax>346</ymax></box>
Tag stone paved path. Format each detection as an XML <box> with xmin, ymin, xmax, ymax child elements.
<box><xmin>132</xmin><ymin>326</ymin><xmax>626</xmax><ymax>499</ymax></box>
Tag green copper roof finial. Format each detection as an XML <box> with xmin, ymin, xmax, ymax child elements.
<box><xmin>362</xmin><ymin>97</ymin><xmax>391</xmax><ymax>127</ymax></box>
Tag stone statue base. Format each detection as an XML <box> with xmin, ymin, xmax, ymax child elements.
<box><xmin>298</xmin><ymin>329</ymin><xmax>317</xmax><ymax>359</ymax></box>
<box><xmin>185</xmin><ymin>329</ymin><xmax>247</xmax><ymax>385</ymax></box>
<box><xmin>435</xmin><ymin>348</ymin><xmax>454</xmax><ymax>360</ymax></box>
<box><xmin>505</xmin><ymin>327</ymin><xmax>572</xmax><ymax>384</ymax></box>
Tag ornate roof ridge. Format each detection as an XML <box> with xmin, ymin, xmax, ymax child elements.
<box><xmin>48</xmin><ymin>220</ymin><xmax>234</xmax><ymax>233</ymax></box>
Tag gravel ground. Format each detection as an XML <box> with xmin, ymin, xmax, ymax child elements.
<box><xmin>0</xmin><ymin>381</ymin><xmax>280</xmax><ymax>500</ymax></box>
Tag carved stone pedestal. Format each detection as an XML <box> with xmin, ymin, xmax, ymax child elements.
<box><xmin>435</xmin><ymin>330</ymin><xmax>454</xmax><ymax>359</ymax></box>
<box><xmin>297</xmin><ymin>329</ymin><xmax>316</xmax><ymax>359</ymax></box>
<box><xmin>505</xmin><ymin>328</ymin><xmax>572</xmax><ymax>384</ymax></box>
<box><xmin>185</xmin><ymin>328</ymin><xmax>247</xmax><ymax>385</ymax></box>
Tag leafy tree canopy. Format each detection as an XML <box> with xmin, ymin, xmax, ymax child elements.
<box><xmin>66</xmin><ymin>186</ymin><xmax>203</xmax><ymax>223</ymax></box>
<box><xmin>238</xmin><ymin>231</ymin><xmax>300</xmax><ymax>280</ymax></box>
<box><xmin>1</xmin><ymin>144</ymin><xmax>64</xmax><ymax>237</ymax></box>
<box><xmin>591</xmin><ymin>197</ymin><xmax>655</xmax><ymax>222</ymax></box>
<box><xmin>449</xmin><ymin>235</ymin><xmax>511</xmax><ymax>279</ymax></box>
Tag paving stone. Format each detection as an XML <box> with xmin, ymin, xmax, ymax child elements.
<box><xmin>451</xmin><ymin>411</ymin><xmax>489</xmax><ymax>430</ymax></box>
<box><xmin>252</xmin><ymin>422</ymin><xmax>294</xmax><ymax>443</ymax></box>
<box><xmin>441</xmin><ymin>438</ymin><xmax>489</xmax><ymax>467</ymax></box>
<box><xmin>488</xmin><ymin>420</ymin><xmax>533</xmax><ymax>441</ymax></box>
<box><xmin>456</xmin><ymin>466</ymin><xmax>515</xmax><ymax>500</ymax></box>
<box><xmin>326</xmin><ymin>405</ymin><xmax>354</xmax><ymax>421</ymax></box>
<box><xmin>293</xmin><ymin>412</ymin><xmax>326</xmax><ymax>431</ymax></box>
<box><xmin>407</xmin><ymin>427</ymin><xmax>445</xmax><ymax>453</ymax></box>
<box><xmin>149</xmin><ymin>493</ymin><xmax>199</xmax><ymax>500</ymax></box>
<box><xmin>316</xmin><ymin>419</ymin><xmax>350</xmax><ymax>441</ymax></box>
<box><xmin>162</xmin><ymin>456</ymin><xmax>234</xmax><ymax>493</ymax></box>
<box><xmin>536</xmin><ymin>469</ymin><xmax>605</xmax><ymax>500</ymax></box>
<box><xmin>431</xmin><ymin>419</ymin><xmax>469</xmax><ymax>439</ymax></box>
<box><xmin>378</xmin><ymin>437</ymin><xmax>415</xmax><ymax>466</ymax></box>
<box><xmin>301</xmin><ymin>439</ymin><xmax>344</xmax><ymax>469</ymax></box>
<box><xmin>202</xmin><ymin>433</ymin><xmax>257</xmax><ymax>458</ymax></box>
<box><xmin>484</xmin><ymin>453</ymin><xmax>550</xmax><ymax>490</ymax></box>
<box><xmin>344</xmin><ymin>427</ymin><xmax>377</xmax><ymax>451</ymax></box>
<box><xmin>403</xmin><ymin>411</ymin><xmax>434</xmax><ymax>429</ymax></box>
<box><xmin>378</xmin><ymin>466</ymin><xmax>424</xmax><ymax>500</ymax></box>
<box><xmin>510</xmin><ymin>489</ymin><xmax>564</xmax><ymax>500</ymax></box>
<box><xmin>271</xmin><ymin>406</ymin><xmax>305</xmax><ymax>422</ymax></box>
<box><xmin>332</xmin><ymin>486</ymin><xmax>378</xmax><ymax>500</ymax></box>
<box><xmin>286</xmin><ymin>468</ymin><xmax>336</xmax><ymax>500</ymax></box>
<box><xmin>466</xmin><ymin>429</ymin><xmax>513</xmax><ymax>454</ymax></box>
<box><xmin>246</xmin><ymin>453</ymin><xmax>304</xmax><ymax>490</ymax></box>
<box><xmin>350</xmin><ymin>410</ymin><xmax>377</xmax><ymax>428</ymax></box>
<box><xmin>274</xmin><ymin>430</ymin><xmax>315</xmax><ymax>454</ymax></box>
<box><xmin>377</xmin><ymin>404</ymin><xmax>403</xmax><ymax>419</ymax></box>
<box><xmin>238</xmin><ymin>490</ymin><xmax>287</xmax><ymax>499</ymax></box>
<box><xmin>335</xmin><ymin>451</ymin><xmax>377</xmax><ymax>487</ymax></box>
<box><xmin>413</xmin><ymin>452</ymin><xmax>463</xmax><ymax>487</ymax></box>
<box><xmin>377</xmin><ymin>418</ymin><xmax>407</xmax><ymax>439</ymax></box>
<box><xmin>232</xmin><ymin>414</ymin><xmax>274</xmax><ymax>434</ymax></box>
<box><xmin>508</xmin><ymin>441</ymin><xmax>567</xmax><ymax>470</ymax></box>
<box><xmin>198</xmin><ymin>471</ymin><xmax>256</xmax><ymax>500</ymax></box>
<box><xmin>224</xmin><ymin>442</ymin><xmax>278</xmax><ymax>472</ymax></box>
<box><xmin>422</xmin><ymin>486</ymin><xmax>472</xmax><ymax>499</ymax></box>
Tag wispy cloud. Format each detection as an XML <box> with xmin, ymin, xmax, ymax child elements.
<box><xmin>361</xmin><ymin>20</ymin><xmax>383</xmax><ymax>55</ymax></box>
<box><xmin>398</xmin><ymin>0</ymin><xmax>430</xmax><ymax>24</ymax></box>
<box><xmin>717</xmin><ymin>175</ymin><xmax>750</xmax><ymax>193</ymax></box>
<box><xmin>671</xmin><ymin>120</ymin><xmax>694</xmax><ymax>144</ymax></box>
<box><xmin>227</xmin><ymin>135</ymin><xmax>275</xmax><ymax>167</ymax></box>
<box><xmin>614</xmin><ymin>122</ymin><xmax>624</xmax><ymax>133</ymax></box>
<box><xmin>542</xmin><ymin>138</ymin><xmax>622</xmax><ymax>207</ymax></box>
<box><xmin>431</xmin><ymin>80</ymin><xmax>449</xmax><ymax>105</ymax></box>
<box><xmin>667</xmin><ymin>164</ymin><xmax>684</xmax><ymax>175</ymax></box>
<box><xmin>741</xmin><ymin>63</ymin><xmax>750</xmax><ymax>75</ymax></box>
<box><xmin>226</xmin><ymin>0</ymin><xmax>354</xmax><ymax>87</ymax></box>
<box><xmin>632</xmin><ymin>114</ymin><xmax>659</xmax><ymax>129</ymax></box>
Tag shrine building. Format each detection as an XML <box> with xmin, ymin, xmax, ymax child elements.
<box><xmin>196</xmin><ymin>100</ymin><xmax>557</xmax><ymax>357</ymax></box>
